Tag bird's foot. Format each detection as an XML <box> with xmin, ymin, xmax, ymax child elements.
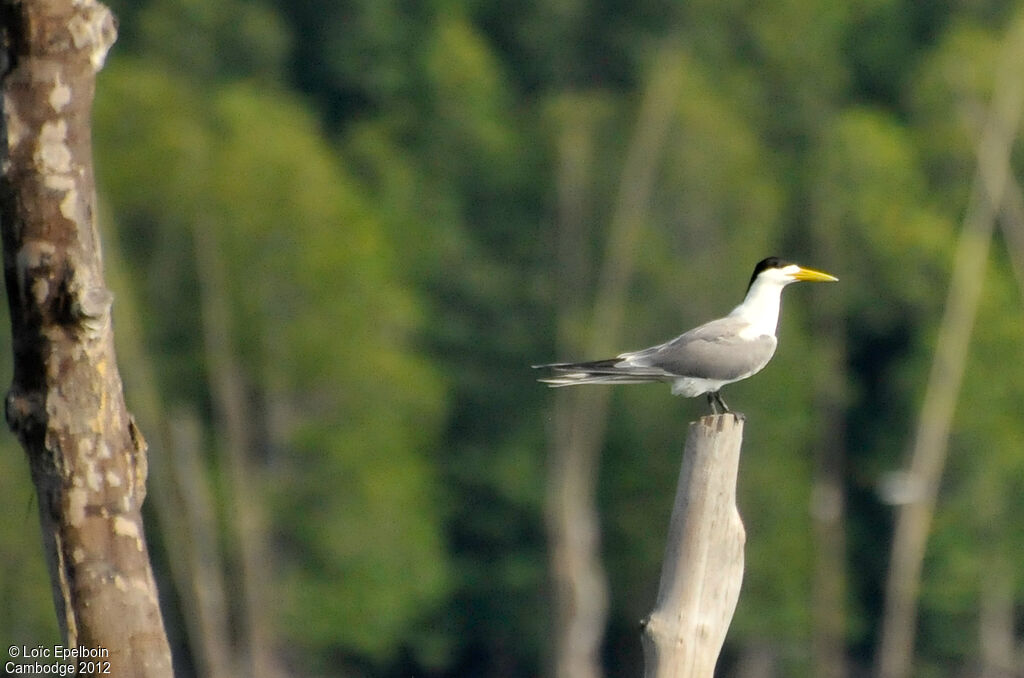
<box><xmin>704</xmin><ymin>392</ymin><xmax>745</xmax><ymax>421</ymax></box>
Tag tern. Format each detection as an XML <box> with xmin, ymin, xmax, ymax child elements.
<box><xmin>534</xmin><ymin>257</ymin><xmax>838</xmax><ymax>414</ymax></box>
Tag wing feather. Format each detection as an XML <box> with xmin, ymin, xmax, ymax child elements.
<box><xmin>620</xmin><ymin>317</ymin><xmax>776</xmax><ymax>381</ymax></box>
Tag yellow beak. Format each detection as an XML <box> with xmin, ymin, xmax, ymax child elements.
<box><xmin>792</xmin><ymin>266</ymin><xmax>839</xmax><ymax>283</ymax></box>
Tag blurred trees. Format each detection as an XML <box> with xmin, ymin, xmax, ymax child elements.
<box><xmin>1</xmin><ymin>0</ymin><xmax>1023</xmax><ymax>676</ymax></box>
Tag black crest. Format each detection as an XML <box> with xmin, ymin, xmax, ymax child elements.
<box><xmin>747</xmin><ymin>257</ymin><xmax>793</xmax><ymax>291</ymax></box>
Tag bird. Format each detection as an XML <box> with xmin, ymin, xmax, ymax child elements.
<box><xmin>534</xmin><ymin>257</ymin><xmax>838</xmax><ymax>414</ymax></box>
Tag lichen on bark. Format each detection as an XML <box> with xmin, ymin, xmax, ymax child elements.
<box><xmin>1</xmin><ymin>2</ymin><xmax>172</xmax><ymax>676</ymax></box>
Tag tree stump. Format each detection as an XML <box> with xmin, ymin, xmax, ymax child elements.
<box><xmin>642</xmin><ymin>414</ymin><xmax>746</xmax><ymax>678</ymax></box>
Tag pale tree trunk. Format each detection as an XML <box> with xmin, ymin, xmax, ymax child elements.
<box><xmin>545</xmin><ymin>46</ymin><xmax>687</xmax><ymax>678</ymax></box>
<box><xmin>875</xmin><ymin>14</ymin><xmax>1024</xmax><ymax>678</ymax></box>
<box><xmin>961</xmin><ymin>88</ymin><xmax>1024</xmax><ymax>678</ymax></box>
<box><xmin>731</xmin><ymin>643</ymin><xmax>777</xmax><ymax>678</ymax></box>
<box><xmin>809</xmin><ymin>194</ymin><xmax>849</xmax><ymax>678</ymax></box>
<box><xmin>958</xmin><ymin>90</ymin><xmax>1024</xmax><ymax>313</ymax></box>
<box><xmin>166</xmin><ymin>410</ymin><xmax>238</xmax><ymax>678</ymax></box>
<box><xmin>809</xmin><ymin>337</ymin><xmax>848</xmax><ymax>678</ymax></box>
<box><xmin>547</xmin><ymin>93</ymin><xmax>608</xmax><ymax>678</ymax></box>
<box><xmin>194</xmin><ymin>224</ymin><xmax>282</xmax><ymax>678</ymax></box>
<box><xmin>977</xmin><ymin>556</ymin><xmax>1017</xmax><ymax>678</ymax></box>
<box><xmin>642</xmin><ymin>414</ymin><xmax>746</xmax><ymax>678</ymax></box>
<box><xmin>995</xmin><ymin>173</ymin><xmax>1024</xmax><ymax>303</ymax></box>
<box><xmin>0</xmin><ymin>1</ymin><xmax>173</xmax><ymax>676</ymax></box>
<box><xmin>104</xmin><ymin>208</ymin><xmax>237</xmax><ymax>678</ymax></box>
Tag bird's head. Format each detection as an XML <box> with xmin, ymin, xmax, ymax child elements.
<box><xmin>747</xmin><ymin>257</ymin><xmax>839</xmax><ymax>291</ymax></box>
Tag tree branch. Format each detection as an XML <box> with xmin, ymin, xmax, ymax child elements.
<box><xmin>0</xmin><ymin>1</ymin><xmax>172</xmax><ymax>675</ymax></box>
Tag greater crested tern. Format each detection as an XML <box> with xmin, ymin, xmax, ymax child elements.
<box><xmin>534</xmin><ymin>257</ymin><xmax>838</xmax><ymax>413</ymax></box>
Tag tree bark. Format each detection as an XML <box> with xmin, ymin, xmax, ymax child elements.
<box><xmin>0</xmin><ymin>1</ymin><xmax>173</xmax><ymax>676</ymax></box>
<box><xmin>642</xmin><ymin>414</ymin><xmax>745</xmax><ymax>678</ymax></box>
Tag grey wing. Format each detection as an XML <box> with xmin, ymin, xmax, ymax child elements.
<box><xmin>621</xmin><ymin>317</ymin><xmax>777</xmax><ymax>380</ymax></box>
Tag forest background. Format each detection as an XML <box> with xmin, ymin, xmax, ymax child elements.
<box><xmin>2</xmin><ymin>0</ymin><xmax>1024</xmax><ymax>677</ymax></box>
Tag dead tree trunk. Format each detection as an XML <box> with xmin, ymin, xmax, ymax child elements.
<box><xmin>0</xmin><ymin>2</ymin><xmax>173</xmax><ymax>676</ymax></box>
<box><xmin>642</xmin><ymin>414</ymin><xmax>746</xmax><ymax>678</ymax></box>
<box><xmin>809</xmin><ymin>200</ymin><xmax>850</xmax><ymax>678</ymax></box>
<box><xmin>194</xmin><ymin>223</ymin><xmax>281</xmax><ymax>678</ymax></box>
<box><xmin>547</xmin><ymin>95</ymin><xmax>609</xmax><ymax>678</ymax></box>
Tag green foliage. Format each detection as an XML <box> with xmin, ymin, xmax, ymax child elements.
<box><xmin>4</xmin><ymin>0</ymin><xmax>1024</xmax><ymax>676</ymax></box>
<box><xmin>909</xmin><ymin>19</ymin><xmax>1004</xmax><ymax>209</ymax></box>
<box><xmin>91</xmin><ymin>58</ymin><xmax>452</xmax><ymax>671</ymax></box>
<box><xmin>108</xmin><ymin>0</ymin><xmax>292</xmax><ymax>81</ymax></box>
<box><xmin>812</xmin><ymin>107</ymin><xmax>952</xmax><ymax>328</ymax></box>
<box><xmin>0</xmin><ymin>437</ymin><xmax>60</xmax><ymax>651</ymax></box>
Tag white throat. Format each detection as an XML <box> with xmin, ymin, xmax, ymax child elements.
<box><xmin>728</xmin><ymin>273</ymin><xmax>792</xmax><ymax>338</ymax></box>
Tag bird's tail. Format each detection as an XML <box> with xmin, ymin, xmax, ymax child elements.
<box><xmin>532</xmin><ymin>358</ymin><xmax>667</xmax><ymax>387</ymax></box>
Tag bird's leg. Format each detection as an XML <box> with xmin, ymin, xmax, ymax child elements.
<box><xmin>707</xmin><ymin>392</ymin><xmax>719</xmax><ymax>414</ymax></box>
<box><xmin>712</xmin><ymin>391</ymin><xmax>731</xmax><ymax>414</ymax></box>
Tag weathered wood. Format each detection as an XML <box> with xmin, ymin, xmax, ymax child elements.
<box><xmin>0</xmin><ymin>1</ymin><xmax>173</xmax><ymax>676</ymax></box>
<box><xmin>641</xmin><ymin>414</ymin><xmax>745</xmax><ymax>678</ymax></box>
